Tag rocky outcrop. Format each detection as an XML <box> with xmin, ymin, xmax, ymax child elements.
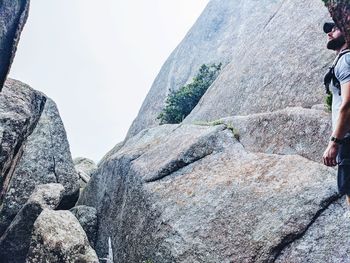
<box><xmin>0</xmin><ymin>183</ymin><xmax>65</xmax><ymax>263</ymax></box>
<box><xmin>0</xmin><ymin>79</ymin><xmax>79</xmax><ymax>236</ymax></box>
<box><xmin>74</xmin><ymin>157</ymin><xmax>97</xmax><ymax>188</ymax></box>
<box><xmin>0</xmin><ymin>0</ymin><xmax>30</xmax><ymax>90</ymax></box>
<box><xmin>220</xmin><ymin>107</ymin><xmax>331</xmax><ymax>163</ymax></box>
<box><xmin>26</xmin><ymin>209</ymin><xmax>98</xmax><ymax>263</ymax></box>
<box><xmin>127</xmin><ymin>0</ymin><xmax>332</xmax><ymax>138</ymax></box>
<box><xmin>70</xmin><ymin>205</ymin><xmax>98</xmax><ymax>248</ymax></box>
<box><xmin>79</xmin><ymin>121</ymin><xmax>339</xmax><ymax>262</ymax></box>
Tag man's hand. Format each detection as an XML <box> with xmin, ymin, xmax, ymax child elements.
<box><xmin>323</xmin><ymin>141</ymin><xmax>339</xmax><ymax>166</ymax></box>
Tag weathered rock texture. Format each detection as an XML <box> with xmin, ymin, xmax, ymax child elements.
<box><xmin>221</xmin><ymin>107</ymin><xmax>331</xmax><ymax>163</ymax></box>
<box><xmin>79</xmin><ymin>122</ymin><xmax>340</xmax><ymax>262</ymax></box>
<box><xmin>0</xmin><ymin>183</ymin><xmax>65</xmax><ymax>263</ymax></box>
<box><xmin>127</xmin><ymin>0</ymin><xmax>333</xmax><ymax>138</ymax></box>
<box><xmin>70</xmin><ymin>205</ymin><xmax>98</xmax><ymax>248</ymax></box>
<box><xmin>0</xmin><ymin>0</ymin><xmax>30</xmax><ymax>90</ymax></box>
<box><xmin>0</xmin><ymin>79</ymin><xmax>79</xmax><ymax>236</ymax></box>
<box><xmin>26</xmin><ymin>209</ymin><xmax>98</xmax><ymax>263</ymax></box>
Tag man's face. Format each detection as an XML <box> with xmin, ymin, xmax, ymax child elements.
<box><xmin>327</xmin><ymin>26</ymin><xmax>346</xmax><ymax>50</ymax></box>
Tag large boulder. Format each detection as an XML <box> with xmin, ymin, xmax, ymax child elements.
<box><xmin>79</xmin><ymin>122</ymin><xmax>340</xmax><ymax>262</ymax></box>
<box><xmin>0</xmin><ymin>0</ymin><xmax>30</xmax><ymax>90</ymax></box>
<box><xmin>0</xmin><ymin>183</ymin><xmax>65</xmax><ymax>263</ymax></box>
<box><xmin>126</xmin><ymin>0</ymin><xmax>332</xmax><ymax>138</ymax></box>
<box><xmin>0</xmin><ymin>79</ymin><xmax>79</xmax><ymax>236</ymax></box>
<box><xmin>26</xmin><ymin>209</ymin><xmax>98</xmax><ymax>263</ymax></box>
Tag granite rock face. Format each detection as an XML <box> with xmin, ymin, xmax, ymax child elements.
<box><xmin>79</xmin><ymin>122</ymin><xmax>339</xmax><ymax>262</ymax></box>
<box><xmin>0</xmin><ymin>0</ymin><xmax>30</xmax><ymax>90</ymax></box>
<box><xmin>275</xmin><ymin>199</ymin><xmax>350</xmax><ymax>262</ymax></box>
<box><xmin>185</xmin><ymin>0</ymin><xmax>332</xmax><ymax>123</ymax></box>
<box><xmin>127</xmin><ymin>0</ymin><xmax>332</xmax><ymax>138</ymax></box>
<box><xmin>0</xmin><ymin>183</ymin><xmax>65</xmax><ymax>263</ymax></box>
<box><xmin>26</xmin><ymin>209</ymin><xmax>98</xmax><ymax>263</ymax></box>
<box><xmin>0</xmin><ymin>79</ymin><xmax>46</xmax><ymax>198</ymax></box>
<box><xmin>221</xmin><ymin>107</ymin><xmax>331</xmax><ymax>163</ymax></box>
<box><xmin>0</xmin><ymin>79</ymin><xmax>79</xmax><ymax>236</ymax></box>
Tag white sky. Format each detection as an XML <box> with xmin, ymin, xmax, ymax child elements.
<box><xmin>9</xmin><ymin>0</ymin><xmax>209</xmax><ymax>162</ymax></box>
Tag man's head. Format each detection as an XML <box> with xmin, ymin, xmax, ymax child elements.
<box><xmin>324</xmin><ymin>22</ymin><xmax>346</xmax><ymax>50</ymax></box>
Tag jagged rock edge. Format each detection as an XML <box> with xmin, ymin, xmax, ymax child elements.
<box><xmin>143</xmin><ymin>125</ymin><xmax>228</xmax><ymax>183</ymax></box>
<box><xmin>0</xmin><ymin>95</ymin><xmax>47</xmax><ymax>203</ymax></box>
<box><xmin>144</xmin><ymin>152</ymin><xmax>214</xmax><ymax>183</ymax></box>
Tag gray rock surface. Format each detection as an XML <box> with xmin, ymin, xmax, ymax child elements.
<box><xmin>26</xmin><ymin>209</ymin><xmax>98</xmax><ymax>263</ymax></box>
<box><xmin>275</xmin><ymin>198</ymin><xmax>350</xmax><ymax>262</ymax></box>
<box><xmin>0</xmin><ymin>0</ymin><xmax>30</xmax><ymax>90</ymax></box>
<box><xmin>0</xmin><ymin>79</ymin><xmax>79</xmax><ymax>236</ymax></box>
<box><xmin>220</xmin><ymin>107</ymin><xmax>331</xmax><ymax>163</ymax></box>
<box><xmin>0</xmin><ymin>79</ymin><xmax>46</xmax><ymax>199</ymax></box>
<box><xmin>74</xmin><ymin>157</ymin><xmax>97</xmax><ymax>176</ymax></box>
<box><xmin>74</xmin><ymin>157</ymin><xmax>97</xmax><ymax>187</ymax></box>
<box><xmin>184</xmin><ymin>0</ymin><xmax>332</xmax><ymax>124</ymax></box>
<box><xmin>70</xmin><ymin>205</ymin><xmax>98</xmax><ymax>248</ymax></box>
<box><xmin>0</xmin><ymin>183</ymin><xmax>65</xmax><ymax>263</ymax></box>
<box><xmin>127</xmin><ymin>0</ymin><xmax>332</xmax><ymax>138</ymax></box>
<box><xmin>79</xmin><ymin>123</ymin><xmax>339</xmax><ymax>262</ymax></box>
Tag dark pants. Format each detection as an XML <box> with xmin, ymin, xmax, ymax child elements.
<box><xmin>338</xmin><ymin>140</ymin><xmax>350</xmax><ymax>195</ymax></box>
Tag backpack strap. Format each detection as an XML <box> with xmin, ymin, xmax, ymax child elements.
<box><xmin>325</xmin><ymin>49</ymin><xmax>350</xmax><ymax>95</ymax></box>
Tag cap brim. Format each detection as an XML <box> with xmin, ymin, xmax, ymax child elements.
<box><xmin>324</xmin><ymin>22</ymin><xmax>335</xmax><ymax>33</ymax></box>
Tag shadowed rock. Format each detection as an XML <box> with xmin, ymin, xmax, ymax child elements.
<box><xmin>70</xmin><ymin>205</ymin><xmax>98</xmax><ymax>248</ymax></box>
<box><xmin>0</xmin><ymin>183</ymin><xmax>65</xmax><ymax>263</ymax></box>
<box><xmin>0</xmin><ymin>0</ymin><xmax>30</xmax><ymax>91</ymax></box>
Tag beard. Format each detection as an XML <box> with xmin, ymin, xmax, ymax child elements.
<box><xmin>327</xmin><ymin>35</ymin><xmax>346</xmax><ymax>50</ymax></box>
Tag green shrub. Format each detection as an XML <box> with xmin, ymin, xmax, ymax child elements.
<box><xmin>157</xmin><ymin>63</ymin><xmax>222</xmax><ymax>124</ymax></box>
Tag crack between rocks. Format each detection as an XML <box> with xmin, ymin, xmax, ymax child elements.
<box><xmin>268</xmin><ymin>192</ymin><xmax>341</xmax><ymax>262</ymax></box>
<box><xmin>47</xmin><ymin>118</ymin><xmax>59</xmax><ymax>183</ymax></box>
<box><xmin>0</xmin><ymin>96</ymin><xmax>47</xmax><ymax>203</ymax></box>
<box><xmin>144</xmin><ymin>151</ymin><xmax>214</xmax><ymax>183</ymax></box>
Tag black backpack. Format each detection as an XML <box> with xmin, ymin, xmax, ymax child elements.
<box><xmin>324</xmin><ymin>49</ymin><xmax>350</xmax><ymax>95</ymax></box>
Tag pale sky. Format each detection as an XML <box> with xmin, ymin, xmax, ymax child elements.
<box><xmin>9</xmin><ymin>0</ymin><xmax>209</xmax><ymax>162</ymax></box>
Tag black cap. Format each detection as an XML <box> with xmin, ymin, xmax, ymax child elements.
<box><xmin>323</xmin><ymin>22</ymin><xmax>336</xmax><ymax>33</ymax></box>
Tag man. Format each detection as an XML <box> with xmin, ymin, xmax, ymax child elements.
<box><xmin>323</xmin><ymin>22</ymin><xmax>350</xmax><ymax>205</ymax></box>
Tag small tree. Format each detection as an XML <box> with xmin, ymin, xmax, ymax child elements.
<box><xmin>157</xmin><ymin>63</ymin><xmax>222</xmax><ymax>124</ymax></box>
